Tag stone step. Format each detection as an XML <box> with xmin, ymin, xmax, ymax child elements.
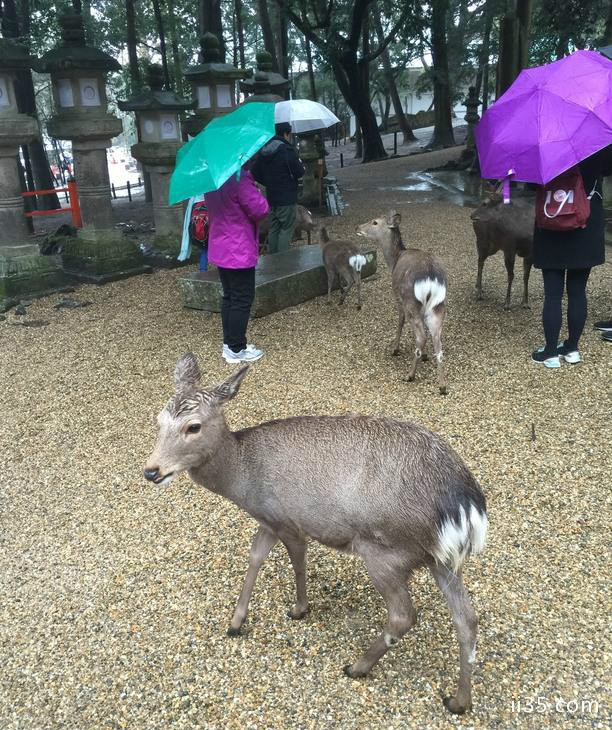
<box><xmin>178</xmin><ymin>245</ymin><xmax>377</xmax><ymax>318</ymax></box>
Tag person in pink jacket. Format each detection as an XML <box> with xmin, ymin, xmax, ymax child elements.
<box><xmin>206</xmin><ymin>168</ymin><xmax>269</xmax><ymax>363</ymax></box>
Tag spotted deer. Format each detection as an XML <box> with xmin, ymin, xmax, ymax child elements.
<box><xmin>319</xmin><ymin>226</ymin><xmax>367</xmax><ymax>310</ymax></box>
<box><xmin>357</xmin><ymin>210</ymin><xmax>449</xmax><ymax>394</ymax></box>
<box><xmin>144</xmin><ymin>354</ymin><xmax>488</xmax><ymax>714</ymax></box>
<box><xmin>471</xmin><ymin>184</ymin><xmax>535</xmax><ymax>310</ymax></box>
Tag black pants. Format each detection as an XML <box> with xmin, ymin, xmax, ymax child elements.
<box><xmin>217</xmin><ymin>267</ymin><xmax>255</xmax><ymax>352</ymax></box>
<box><xmin>541</xmin><ymin>268</ymin><xmax>591</xmax><ymax>355</ymax></box>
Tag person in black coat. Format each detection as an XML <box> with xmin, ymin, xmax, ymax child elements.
<box><xmin>252</xmin><ymin>122</ymin><xmax>305</xmax><ymax>254</ymax></box>
<box><xmin>532</xmin><ymin>145</ymin><xmax>612</xmax><ymax>366</ymax></box>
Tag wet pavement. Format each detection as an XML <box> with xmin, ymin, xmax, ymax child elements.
<box><xmin>343</xmin><ymin>169</ymin><xmax>487</xmax><ymax>208</ymax></box>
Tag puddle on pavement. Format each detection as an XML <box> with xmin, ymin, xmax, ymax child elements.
<box><xmin>376</xmin><ymin>171</ymin><xmax>486</xmax><ymax>207</ymax></box>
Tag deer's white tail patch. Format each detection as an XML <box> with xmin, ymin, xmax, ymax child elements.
<box><xmin>433</xmin><ymin>504</ymin><xmax>488</xmax><ymax>574</ymax></box>
<box><xmin>349</xmin><ymin>254</ymin><xmax>367</xmax><ymax>272</ymax></box>
<box><xmin>413</xmin><ymin>278</ymin><xmax>447</xmax><ymax>311</ymax></box>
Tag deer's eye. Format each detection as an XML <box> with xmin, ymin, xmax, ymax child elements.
<box><xmin>373</xmin><ymin>220</ymin><xmax>378</xmax><ymax>225</ymax></box>
<box><xmin>186</xmin><ymin>423</ymin><xmax>201</xmax><ymax>434</ymax></box>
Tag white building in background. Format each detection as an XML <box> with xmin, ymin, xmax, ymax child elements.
<box><xmin>348</xmin><ymin>66</ymin><xmax>472</xmax><ymax>135</ymax></box>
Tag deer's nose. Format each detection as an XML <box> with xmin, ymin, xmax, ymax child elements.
<box><xmin>144</xmin><ymin>468</ymin><xmax>160</xmax><ymax>482</ymax></box>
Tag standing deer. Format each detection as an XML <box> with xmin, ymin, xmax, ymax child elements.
<box><xmin>471</xmin><ymin>185</ymin><xmax>535</xmax><ymax>310</ymax></box>
<box><xmin>319</xmin><ymin>226</ymin><xmax>367</xmax><ymax>310</ymax></box>
<box><xmin>144</xmin><ymin>354</ymin><xmax>488</xmax><ymax>714</ymax></box>
<box><xmin>357</xmin><ymin>210</ymin><xmax>449</xmax><ymax>394</ymax></box>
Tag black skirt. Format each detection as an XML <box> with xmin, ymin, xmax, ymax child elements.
<box><xmin>533</xmin><ymin>147</ymin><xmax>612</xmax><ymax>271</ymax></box>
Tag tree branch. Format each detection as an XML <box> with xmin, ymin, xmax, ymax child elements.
<box><xmin>360</xmin><ymin>3</ymin><xmax>412</xmax><ymax>64</ymax></box>
<box><xmin>276</xmin><ymin>0</ymin><xmax>327</xmax><ymax>50</ymax></box>
<box><xmin>348</xmin><ymin>0</ymin><xmax>375</xmax><ymax>50</ymax></box>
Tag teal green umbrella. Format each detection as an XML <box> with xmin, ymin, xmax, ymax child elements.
<box><xmin>169</xmin><ymin>102</ymin><xmax>276</xmax><ymax>205</ymax></box>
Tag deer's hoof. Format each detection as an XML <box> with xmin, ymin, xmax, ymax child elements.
<box><xmin>287</xmin><ymin>607</ymin><xmax>309</xmax><ymax>621</ymax></box>
<box><xmin>522</xmin><ymin>302</ymin><xmax>531</xmax><ymax>310</ymax></box>
<box><xmin>439</xmin><ymin>385</ymin><xmax>448</xmax><ymax>396</ymax></box>
<box><xmin>503</xmin><ymin>303</ymin><xmax>511</xmax><ymax>311</ymax></box>
<box><xmin>343</xmin><ymin>664</ymin><xmax>367</xmax><ymax>679</ymax></box>
<box><xmin>443</xmin><ymin>696</ymin><xmax>470</xmax><ymax>715</ymax></box>
<box><xmin>357</xmin><ymin>305</ymin><xmax>362</xmax><ymax>311</ymax></box>
<box><xmin>406</xmin><ymin>374</ymin><xmax>415</xmax><ymax>382</ymax></box>
<box><xmin>226</xmin><ymin>626</ymin><xmax>242</xmax><ymax>637</ymax></box>
<box><xmin>391</xmin><ymin>349</ymin><xmax>400</xmax><ymax>356</ymax></box>
<box><xmin>421</xmin><ymin>353</ymin><xmax>429</xmax><ymax>362</ymax></box>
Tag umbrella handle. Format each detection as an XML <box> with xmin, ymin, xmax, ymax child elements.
<box><xmin>502</xmin><ymin>169</ymin><xmax>515</xmax><ymax>204</ymax></box>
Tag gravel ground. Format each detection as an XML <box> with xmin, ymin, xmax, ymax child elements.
<box><xmin>1</xmin><ymin>147</ymin><xmax>611</xmax><ymax>730</ymax></box>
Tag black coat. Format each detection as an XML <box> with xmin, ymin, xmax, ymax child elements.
<box><xmin>533</xmin><ymin>146</ymin><xmax>612</xmax><ymax>270</ymax></box>
<box><xmin>252</xmin><ymin>137</ymin><xmax>305</xmax><ymax>207</ymax></box>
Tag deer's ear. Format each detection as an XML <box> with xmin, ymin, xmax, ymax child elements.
<box><xmin>174</xmin><ymin>353</ymin><xmax>201</xmax><ymax>392</ymax></box>
<box><xmin>387</xmin><ymin>210</ymin><xmax>401</xmax><ymax>228</ymax></box>
<box><xmin>210</xmin><ymin>365</ymin><xmax>250</xmax><ymax>405</ymax></box>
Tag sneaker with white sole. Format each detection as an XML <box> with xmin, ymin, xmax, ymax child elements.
<box><xmin>557</xmin><ymin>343</ymin><xmax>581</xmax><ymax>364</ymax></box>
<box><xmin>593</xmin><ymin>318</ymin><xmax>612</xmax><ymax>332</ymax></box>
<box><xmin>223</xmin><ymin>345</ymin><xmax>264</xmax><ymax>363</ymax></box>
<box><xmin>532</xmin><ymin>347</ymin><xmax>561</xmax><ymax>368</ymax></box>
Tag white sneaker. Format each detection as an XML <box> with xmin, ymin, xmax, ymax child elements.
<box><xmin>556</xmin><ymin>344</ymin><xmax>581</xmax><ymax>364</ymax></box>
<box><xmin>223</xmin><ymin>343</ymin><xmax>258</xmax><ymax>353</ymax></box>
<box><xmin>223</xmin><ymin>345</ymin><xmax>264</xmax><ymax>363</ymax></box>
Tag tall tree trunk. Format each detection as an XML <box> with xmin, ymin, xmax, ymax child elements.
<box><xmin>373</xmin><ymin>10</ymin><xmax>416</xmax><ymax>144</ymax></box>
<box><xmin>516</xmin><ymin>0</ymin><xmax>533</xmax><ymax>70</ymax></box>
<box><xmin>603</xmin><ymin>0</ymin><xmax>612</xmax><ymax>45</ymax></box>
<box><xmin>474</xmin><ymin>0</ymin><xmax>494</xmax><ymax>109</ymax></box>
<box><xmin>125</xmin><ymin>0</ymin><xmax>141</xmax><ymax>92</ymax></box>
<box><xmin>166</xmin><ymin>0</ymin><xmax>183</xmax><ymax>92</ymax></box>
<box><xmin>16</xmin><ymin>155</ymin><xmax>34</xmax><ymax>232</ymax></box>
<box><xmin>496</xmin><ymin>0</ymin><xmax>532</xmax><ymax>96</ymax></box>
<box><xmin>305</xmin><ymin>36</ymin><xmax>317</xmax><ymax>100</ymax></box>
<box><xmin>152</xmin><ymin>0</ymin><xmax>171</xmax><ymax>88</ymax></box>
<box><xmin>258</xmin><ymin>0</ymin><xmax>279</xmax><ymax>71</ymax></box>
<box><xmin>355</xmin><ymin>124</ymin><xmax>363</xmax><ymax>158</ymax></box>
<box><xmin>199</xmin><ymin>0</ymin><xmax>225</xmax><ymax>60</ymax></box>
<box><xmin>234</xmin><ymin>0</ymin><xmax>246</xmax><ymax>67</ymax></box>
<box><xmin>276</xmin><ymin>2</ymin><xmax>289</xmax><ymax>79</ymax></box>
<box><xmin>330</xmin><ymin>54</ymin><xmax>387</xmax><ymax>162</ymax></box>
<box><xmin>428</xmin><ymin>0</ymin><xmax>455</xmax><ymax>148</ymax></box>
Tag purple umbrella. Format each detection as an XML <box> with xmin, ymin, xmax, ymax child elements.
<box><xmin>475</xmin><ymin>50</ymin><xmax>612</xmax><ymax>185</ymax></box>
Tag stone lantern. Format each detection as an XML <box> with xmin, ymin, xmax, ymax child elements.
<box><xmin>183</xmin><ymin>33</ymin><xmax>248</xmax><ymax>138</ymax></box>
<box><xmin>39</xmin><ymin>11</ymin><xmax>149</xmax><ymax>283</ymax></box>
<box><xmin>118</xmin><ymin>65</ymin><xmax>195</xmax><ymax>266</ymax></box>
<box><xmin>240</xmin><ymin>52</ymin><xmax>291</xmax><ymax>104</ymax></box>
<box><xmin>0</xmin><ymin>38</ymin><xmax>67</xmax><ymax>311</ymax></box>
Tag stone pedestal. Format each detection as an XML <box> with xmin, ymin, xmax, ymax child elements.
<box><xmin>178</xmin><ymin>246</ymin><xmax>377</xmax><ymax>317</ymax></box>
<box><xmin>131</xmin><ymin>148</ymin><xmax>187</xmax><ymax>267</ymax></box>
<box><xmin>0</xmin><ymin>38</ymin><xmax>68</xmax><ymax>310</ymax></box>
<box><xmin>54</xmin><ymin>133</ymin><xmax>151</xmax><ymax>283</ymax></box>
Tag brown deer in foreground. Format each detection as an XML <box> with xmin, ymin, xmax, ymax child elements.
<box><xmin>357</xmin><ymin>210</ymin><xmax>449</xmax><ymax>394</ymax></box>
<box><xmin>471</xmin><ymin>184</ymin><xmax>535</xmax><ymax>310</ymax></box>
<box><xmin>144</xmin><ymin>355</ymin><xmax>488</xmax><ymax>715</ymax></box>
<box><xmin>319</xmin><ymin>226</ymin><xmax>367</xmax><ymax>310</ymax></box>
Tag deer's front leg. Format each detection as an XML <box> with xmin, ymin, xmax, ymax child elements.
<box><xmin>228</xmin><ymin>526</ymin><xmax>278</xmax><ymax>635</ymax></box>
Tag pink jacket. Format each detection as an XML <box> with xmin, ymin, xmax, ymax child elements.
<box><xmin>206</xmin><ymin>171</ymin><xmax>269</xmax><ymax>269</ymax></box>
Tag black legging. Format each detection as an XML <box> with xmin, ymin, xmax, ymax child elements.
<box><xmin>541</xmin><ymin>268</ymin><xmax>591</xmax><ymax>355</ymax></box>
<box><xmin>217</xmin><ymin>266</ymin><xmax>256</xmax><ymax>352</ymax></box>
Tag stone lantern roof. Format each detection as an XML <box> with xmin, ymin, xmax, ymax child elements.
<box><xmin>118</xmin><ymin>65</ymin><xmax>195</xmax><ymax>113</ymax></box>
<box><xmin>38</xmin><ymin>12</ymin><xmax>121</xmax><ymax>73</ymax></box>
<box><xmin>239</xmin><ymin>51</ymin><xmax>290</xmax><ymax>99</ymax></box>
<box><xmin>184</xmin><ymin>33</ymin><xmax>248</xmax><ymax>84</ymax></box>
<box><xmin>0</xmin><ymin>38</ymin><xmax>36</xmax><ymax>71</ymax></box>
